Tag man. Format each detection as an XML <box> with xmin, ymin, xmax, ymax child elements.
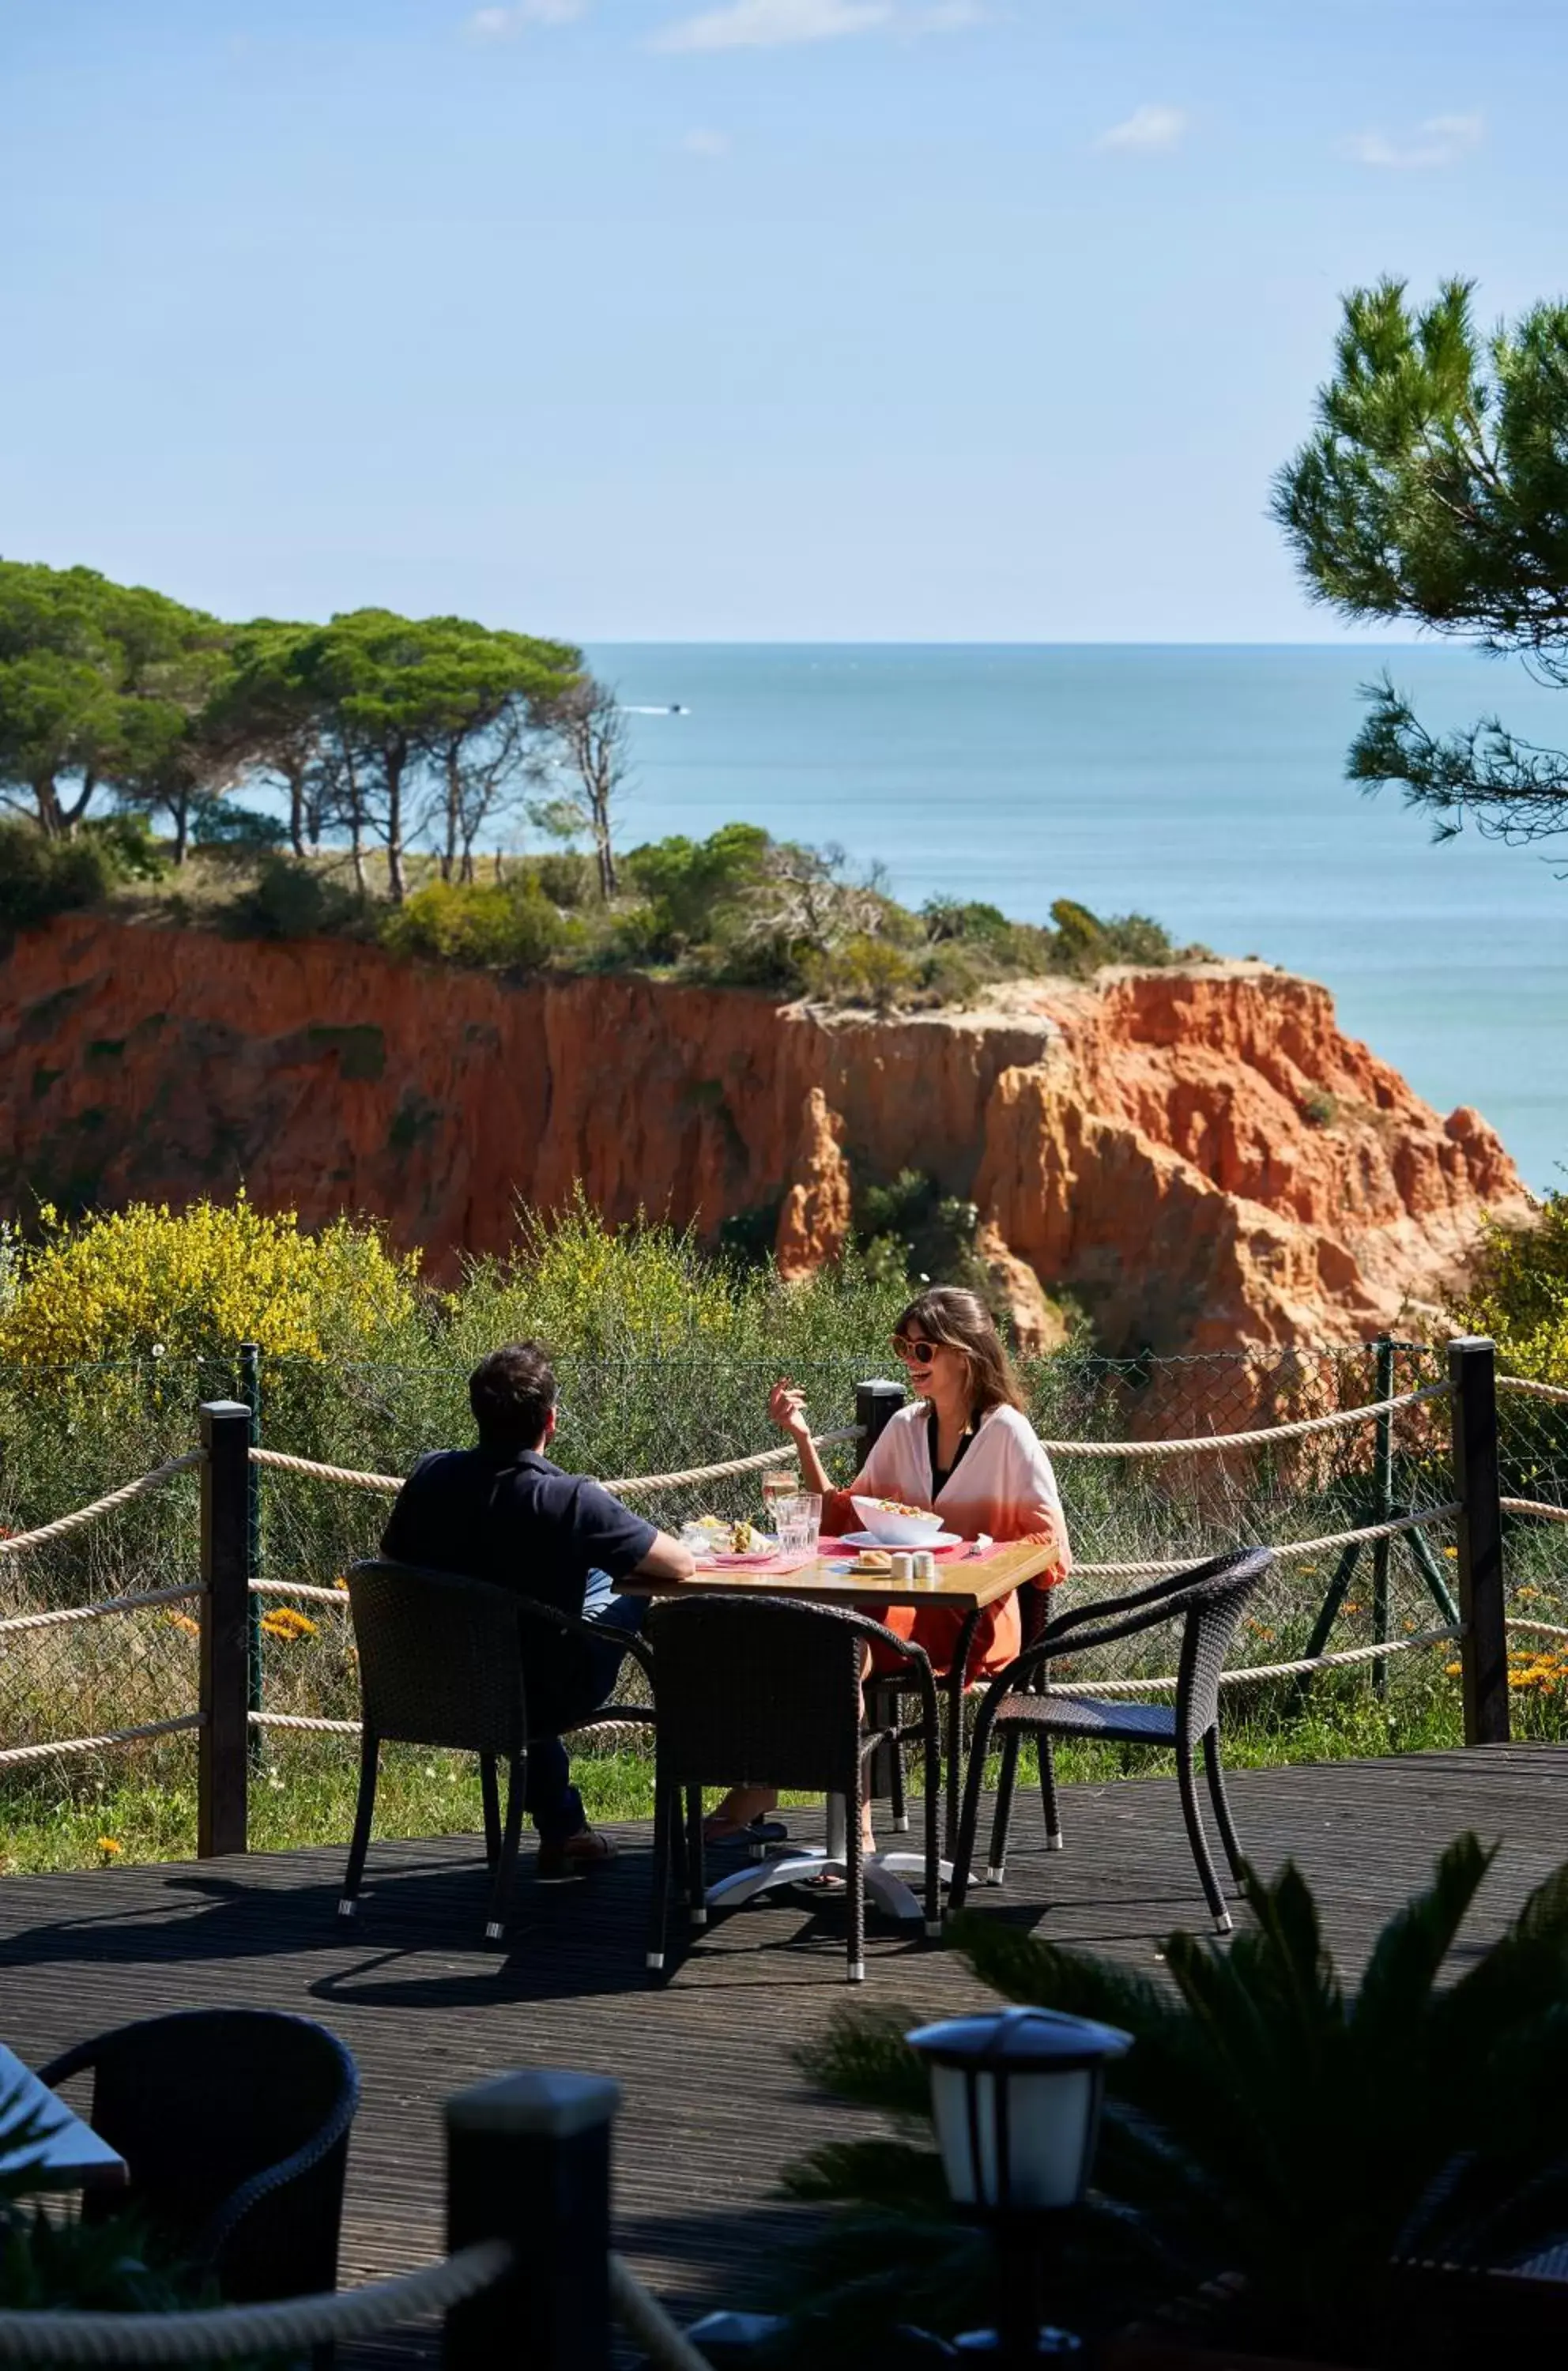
<box><xmin>381</xmin><ymin>1340</ymin><xmax>694</xmax><ymax>1876</ymax></box>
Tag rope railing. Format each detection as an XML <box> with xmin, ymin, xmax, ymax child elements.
<box><xmin>1074</xmin><ymin>1503</ymin><xmax>1462</xmax><ymax>1581</ymax></box>
<box><xmin>0</xmin><ymin>1582</ymin><xmax>202</xmax><ymax>1637</ymax></box>
<box><xmin>1036</xmin><ymin>1382</ymin><xmax>1452</xmax><ymax>1458</ymax></box>
<box><xmin>0</xmin><ymin>2239</ymin><xmax>513</xmax><ymax>2363</ymax></box>
<box><xmin>0</xmin><ymin>1714</ymin><xmax>204</xmax><ymax>1770</ymax></box>
<box><xmin>1498</xmin><ymin>1376</ymin><xmax>1568</xmax><ymax>1404</ymax></box>
<box><xmin>248</xmin><ymin>1425</ymin><xmax>863</xmax><ymax>1498</ymax></box>
<box><xmin>1502</xmin><ymin>1496</ymin><xmax>1568</xmax><ymax>1524</ymax></box>
<box><xmin>0</xmin><ymin>1454</ymin><xmax>202</xmax><ymax>1559</ymax></box>
<box><xmin>0</xmin><ymin>2243</ymin><xmax>713</xmax><ymax>2369</ymax></box>
<box><xmin>250</xmin><ymin>1706</ymin><xmax>654</xmax><ymax>1747</ymax></box>
<box><xmin>1047</xmin><ymin>1624</ymin><xmax>1462</xmax><ymax>1699</ymax></box>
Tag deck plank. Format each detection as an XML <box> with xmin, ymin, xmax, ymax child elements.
<box><xmin>2</xmin><ymin>1745</ymin><xmax>1564</xmax><ymax>2357</ymax></box>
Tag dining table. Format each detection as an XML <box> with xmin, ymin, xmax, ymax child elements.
<box><xmin>618</xmin><ymin>1536</ymin><xmax>1059</xmax><ymax>1924</ymax></box>
<box><xmin>0</xmin><ymin>2042</ymin><xmax>128</xmax><ymax>2195</ymax></box>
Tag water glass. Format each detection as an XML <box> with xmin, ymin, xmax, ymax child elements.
<box><xmin>775</xmin><ymin>1492</ymin><xmax>822</xmax><ymax>1559</ymax></box>
<box><xmin>762</xmin><ymin>1466</ymin><xmax>801</xmax><ymax>1525</ymax></box>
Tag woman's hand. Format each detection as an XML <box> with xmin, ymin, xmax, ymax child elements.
<box><xmin>768</xmin><ymin>1379</ymin><xmax>812</xmax><ymax>1441</ymax></box>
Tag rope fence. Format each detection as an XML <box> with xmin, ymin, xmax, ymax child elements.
<box><xmin>0</xmin><ymin>1714</ymin><xmax>205</xmax><ymax>1771</ymax></box>
<box><xmin>1046</xmin><ymin>1623</ymin><xmax>1463</xmax><ymax>1699</ymax></box>
<box><xmin>1035</xmin><ymin>1381</ymin><xmax>1454</xmax><ymax>1457</ymax></box>
<box><xmin>4</xmin><ymin>1340</ymin><xmax>1566</xmax><ymax>1789</ymax></box>
<box><xmin>0</xmin><ymin>2241</ymin><xmax>714</xmax><ymax>2369</ymax></box>
<box><xmin>0</xmin><ymin>1454</ymin><xmax>201</xmax><ymax>1560</ymax></box>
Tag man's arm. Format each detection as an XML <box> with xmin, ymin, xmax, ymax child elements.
<box><xmin>631</xmin><ymin>1527</ymin><xmax>697</xmax><ymax>1582</ymax></box>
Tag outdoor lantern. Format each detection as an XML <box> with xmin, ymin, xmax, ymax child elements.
<box><xmin>906</xmin><ymin>2007</ymin><xmax>1132</xmax><ymax>2362</ymax></box>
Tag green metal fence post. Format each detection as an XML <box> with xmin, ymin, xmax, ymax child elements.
<box><xmin>239</xmin><ymin>1340</ymin><xmax>262</xmax><ymax>1763</ymax></box>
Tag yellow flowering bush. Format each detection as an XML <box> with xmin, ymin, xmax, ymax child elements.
<box><xmin>0</xmin><ymin>1193</ymin><xmax>420</xmax><ymax>1367</ymax></box>
<box><xmin>1452</xmin><ymin>1191</ymin><xmax>1568</xmax><ymax>1386</ymax></box>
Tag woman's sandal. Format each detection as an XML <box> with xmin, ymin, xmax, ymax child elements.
<box><xmin>702</xmin><ymin>1814</ymin><xmax>789</xmax><ymax>1847</ymax></box>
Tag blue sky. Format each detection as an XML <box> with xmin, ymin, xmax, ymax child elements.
<box><xmin>2</xmin><ymin>0</ymin><xmax>1564</xmax><ymax>640</ymax></box>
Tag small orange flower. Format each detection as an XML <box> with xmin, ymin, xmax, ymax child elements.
<box><xmin>260</xmin><ymin>1607</ymin><xmax>318</xmax><ymax>1642</ymax></box>
<box><xmin>164</xmin><ymin>1611</ymin><xmax>199</xmax><ymax>1637</ymax></box>
<box><xmin>96</xmin><ymin>1837</ymin><xmax>122</xmax><ymax>1858</ymax></box>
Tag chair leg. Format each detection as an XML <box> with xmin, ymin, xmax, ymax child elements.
<box><xmin>986</xmin><ymin>1729</ymin><xmax>1021</xmax><ymax>1886</ymax></box>
<box><xmin>1177</xmin><ymin>1743</ymin><xmax>1231</xmax><ymax>1935</ymax></box>
<box><xmin>1202</xmin><ymin>1727</ymin><xmax>1247</xmax><ymax>1890</ymax></box>
<box><xmin>884</xmin><ymin>1691</ymin><xmax>910</xmax><ymax>1834</ymax></box>
<box><xmin>338</xmin><ymin>1727</ymin><xmax>379</xmax><ymax>1918</ymax></box>
<box><xmin>684</xmin><ymin>1785</ymin><xmax>707</xmax><ymax>1928</ymax></box>
<box><xmin>922</xmin><ymin>1699</ymin><xmax>943</xmax><ymax>1941</ymax></box>
<box><xmin>846</xmin><ymin>1774</ymin><xmax>865</xmax><ymax>1984</ymax></box>
<box><xmin>484</xmin><ymin>1751</ymin><xmax>527</xmax><ymax>1945</ymax></box>
<box><xmin>480</xmin><ymin>1755</ymin><xmax>501</xmax><ymax>1872</ymax></box>
<box><xmin>943</xmin><ymin>1664</ymin><xmax>967</xmax><ymax>1861</ymax></box>
<box><xmin>1040</xmin><ymin>1736</ymin><xmax>1064</xmax><ymax>1852</ymax></box>
<box><xmin>646</xmin><ymin>1774</ymin><xmax>673</xmax><ymax>1975</ymax></box>
<box><xmin>948</xmin><ymin>1697</ymin><xmax>998</xmax><ymax>1917</ymax></box>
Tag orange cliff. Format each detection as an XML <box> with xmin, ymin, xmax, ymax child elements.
<box><xmin>0</xmin><ymin>914</ymin><xmax>1531</xmax><ymax>1355</ymax></box>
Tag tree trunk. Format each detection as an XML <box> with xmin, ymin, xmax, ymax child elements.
<box><xmin>443</xmin><ymin>748</ymin><xmax>461</xmax><ymax>883</ymax></box>
<box><xmin>287</xmin><ymin>763</ymin><xmax>307</xmax><ymax>861</ymax></box>
<box><xmin>385</xmin><ymin>743</ymin><xmax>406</xmax><ymax>905</ymax></box>
<box><xmin>172</xmin><ymin>789</ymin><xmax>190</xmax><ymax>867</ymax></box>
<box><xmin>594</xmin><ymin>802</ymin><xmax>616</xmax><ymax>901</ymax></box>
<box><xmin>33</xmin><ymin>775</ymin><xmax>62</xmax><ymax>837</ymax></box>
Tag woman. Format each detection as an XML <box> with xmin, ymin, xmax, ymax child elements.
<box><xmin>706</xmin><ymin>1285</ymin><xmax>1072</xmax><ymax>1844</ymax></box>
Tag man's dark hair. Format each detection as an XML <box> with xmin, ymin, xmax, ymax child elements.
<box><xmin>469</xmin><ymin>1341</ymin><xmax>557</xmax><ymax>1451</ymax></box>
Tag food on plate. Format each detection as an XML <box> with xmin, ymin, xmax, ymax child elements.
<box><xmin>861</xmin><ymin>1498</ymin><xmax>927</xmax><ymax>1519</ymax></box>
<box><xmin>729</xmin><ymin>1520</ymin><xmax>763</xmax><ymax>1554</ymax></box>
<box><xmin>850</xmin><ymin>1547</ymin><xmax>891</xmax><ymax>1573</ymax></box>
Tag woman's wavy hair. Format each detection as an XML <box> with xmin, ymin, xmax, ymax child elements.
<box><xmin>895</xmin><ymin>1286</ymin><xmax>1024</xmax><ymax>1416</ymax></box>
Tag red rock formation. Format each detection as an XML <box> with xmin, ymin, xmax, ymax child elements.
<box><xmin>0</xmin><ymin>918</ymin><xmax>1529</xmax><ymax>1354</ymax></box>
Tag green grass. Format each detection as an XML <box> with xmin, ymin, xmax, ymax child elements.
<box><xmin>9</xmin><ymin>1664</ymin><xmax>1560</xmax><ymax>1883</ymax></box>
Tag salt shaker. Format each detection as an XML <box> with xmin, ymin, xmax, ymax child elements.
<box><xmin>890</xmin><ymin>1551</ymin><xmax>914</xmax><ymax>1584</ymax></box>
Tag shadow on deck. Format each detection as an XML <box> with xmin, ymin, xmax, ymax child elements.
<box><xmin>2</xmin><ymin>1746</ymin><xmax>1564</xmax><ymax>2354</ymax></box>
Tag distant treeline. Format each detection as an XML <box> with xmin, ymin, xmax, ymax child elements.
<box><xmin>0</xmin><ymin>556</ymin><xmax>587</xmax><ymax>897</ymax></box>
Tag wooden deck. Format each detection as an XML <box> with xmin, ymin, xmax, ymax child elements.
<box><xmin>2</xmin><ymin>1746</ymin><xmax>1566</xmax><ymax>2357</ymax></box>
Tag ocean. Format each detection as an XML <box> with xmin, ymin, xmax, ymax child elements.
<box><xmin>589</xmin><ymin>644</ymin><xmax>1567</xmax><ymax>1197</ymax></box>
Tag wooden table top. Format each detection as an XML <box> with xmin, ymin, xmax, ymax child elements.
<box><xmin>0</xmin><ymin>2042</ymin><xmax>128</xmax><ymax>2194</ymax></box>
<box><xmin>617</xmin><ymin>1536</ymin><xmax>1057</xmax><ymax>1612</ymax></box>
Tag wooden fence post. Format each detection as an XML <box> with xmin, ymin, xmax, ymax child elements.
<box><xmin>199</xmin><ymin>1399</ymin><xmax>252</xmax><ymax>1856</ymax></box>
<box><xmin>444</xmin><ymin>2069</ymin><xmax>619</xmax><ymax>2371</ymax></box>
<box><xmin>856</xmin><ymin>1378</ymin><xmax>905</xmax><ymax>1458</ymax></box>
<box><xmin>1449</xmin><ymin>1336</ymin><xmax>1510</xmax><ymax>1747</ymax></box>
<box><xmin>239</xmin><ymin>1341</ymin><xmax>264</xmax><ymax>1762</ymax></box>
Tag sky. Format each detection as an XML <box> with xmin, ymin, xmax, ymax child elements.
<box><xmin>3</xmin><ymin>0</ymin><xmax>1566</xmax><ymax>642</ymax></box>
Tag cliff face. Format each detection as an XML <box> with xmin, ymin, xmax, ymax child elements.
<box><xmin>0</xmin><ymin>914</ymin><xmax>1528</xmax><ymax>1355</ymax></box>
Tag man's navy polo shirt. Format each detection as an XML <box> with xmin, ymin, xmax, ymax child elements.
<box><xmin>381</xmin><ymin>1446</ymin><xmax>657</xmax><ymax>1714</ymax></box>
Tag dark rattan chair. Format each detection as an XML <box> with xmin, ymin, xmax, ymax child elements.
<box><xmin>643</xmin><ymin>1591</ymin><xmax>942</xmax><ymax>1984</ymax></box>
<box><xmin>39</xmin><ymin>2009</ymin><xmax>358</xmax><ymax>2309</ymax></box>
<box><xmin>341</xmin><ymin>1556</ymin><xmax>654</xmax><ymax>1944</ymax></box>
<box><xmin>950</xmin><ymin>1547</ymin><xmax>1276</xmax><ymax>1933</ymax></box>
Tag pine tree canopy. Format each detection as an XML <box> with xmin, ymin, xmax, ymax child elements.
<box><xmin>1273</xmin><ymin>277</ymin><xmax>1568</xmax><ymax>850</ymax></box>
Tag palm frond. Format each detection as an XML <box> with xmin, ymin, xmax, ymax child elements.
<box><xmin>793</xmin><ymin>2003</ymin><xmax>930</xmax><ymax>2120</ymax></box>
<box><xmin>1351</xmin><ymin>1832</ymin><xmax>1494</xmax><ymax>2052</ymax></box>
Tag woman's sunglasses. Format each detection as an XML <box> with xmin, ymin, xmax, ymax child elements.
<box><xmin>891</xmin><ymin>1336</ymin><xmax>938</xmax><ymax>1366</ymax></box>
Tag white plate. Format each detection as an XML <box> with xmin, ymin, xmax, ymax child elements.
<box><xmin>837</xmin><ymin>1529</ymin><xmax>965</xmax><ymax>1553</ymax></box>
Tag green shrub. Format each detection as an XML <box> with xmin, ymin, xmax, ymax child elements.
<box><xmin>1453</xmin><ymin>1190</ymin><xmax>1568</xmax><ymax>1386</ymax></box>
<box><xmin>226</xmin><ymin>854</ymin><xmax>366</xmax><ymax>940</ymax></box>
<box><xmin>379</xmin><ymin>876</ymin><xmax>573</xmax><ymax>971</ymax></box>
<box><xmin>623</xmin><ymin>823</ymin><xmax>772</xmax><ymax>954</ymax></box>
<box><xmin>800</xmin><ymin>933</ymin><xmax>922</xmax><ymax>1012</ymax></box>
<box><xmin>0</xmin><ymin>821</ymin><xmax>115</xmax><ymax>927</ymax></box>
<box><xmin>530</xmin><ymin>850</ymin><xmax>594</xmax><ymax>907</ymax></box>
<box><xmin>190</xmin><ymin>798</ymin><xmax>288</xmax><ymax>860</ymax></box>
<box><xmin>1302</xmin><ymin>1088</ymin><xmax>1340</xmax><ymax>1127</ymax></box>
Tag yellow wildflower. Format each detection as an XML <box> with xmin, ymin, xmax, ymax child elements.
<box><xmin>260</xmin><ymin>1607</ymin><xmax>318</xmax><ymax>1642</ymax></box>
<box><xmin>164</xmin><ymin>1611</ymin><xmax>200</xmax><ymax>1637</ymax></box>
<box><xmin>96</xmin><ymin>1837</ymin><xmax>122</xmax><ymax>1858</ymax></box>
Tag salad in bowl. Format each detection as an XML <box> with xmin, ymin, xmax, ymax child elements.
<box><xmin>850</xmin><ymin>1495</ymin><xmax>946</xmax><ymax>1547</ymax></box>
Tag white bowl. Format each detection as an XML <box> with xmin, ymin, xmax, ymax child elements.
<box><xmin>851</xmin><ymin>1495</ymin><xmax>946</xmax><ymax>1547</ymax></box>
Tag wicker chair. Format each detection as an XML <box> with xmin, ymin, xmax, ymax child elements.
<box><xmin>643</xmin><ymin>1592</ymin><xmax>942</xmax><ymax>1985</ymax></box>
<box><xmin>949</xmin><ymin>1547</ymin><xmax>1276</xmax><ymax>1933</ymax></box>
<box><xmin>39</xmin><ymin>2009</ymin><xmax>358</xmax><ymax>2313</ymax></box>
<box><xmin>341</xmin><ymin>1557</ymin><xmax>654</xmax><ymax>1944</ymax></box>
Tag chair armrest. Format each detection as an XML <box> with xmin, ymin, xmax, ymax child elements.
<box><xmin>507</xmin><ymin>1593</ymin><xmax>654</xmax><ymax>1683</ymax></box>
<box><xmin>34</xmin><ymin>2041</ymin><xmax>98</xmax><ymax>2092</ymax></box>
